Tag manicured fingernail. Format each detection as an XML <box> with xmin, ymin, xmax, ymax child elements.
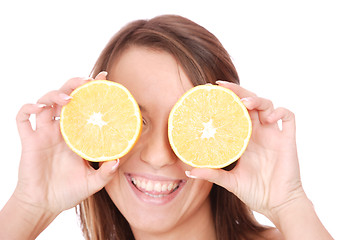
<box><xmin>37</xmin><ymin>104</ymin><xmax>47</xmax><ymax>108</ymax></box>
<box><xmin>241</xmin><ymin>97</ymin><xmax>250</xmax><ymax>102</ymax></box>
<box><xmin>185</xmin><ymin>171</ymin><xmax>197</xmax><ymax>179</ymax></box>
<box><xmin>59</xmin><ymin>93</ymin><xmax>72</xmax><ymax>101</ymax></box>
<box><xmin>216</xmin><ymin>80</ymin><xmax>230</xmax><ymax>85</ymax></box>
<box><xmin>99</xmin><ymin>71</ymin><xmax>108</xmax><ymax>76</ymax></box>
<box><xmin>111</xmin><ymin>159</ymin><xmax>120</xmax><ymax>172</ymax></box>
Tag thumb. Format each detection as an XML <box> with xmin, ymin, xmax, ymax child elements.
<box><xmin>186</xmin><ymin>168</ymin><xmax>237</xmax><ymax>194</ymax></box>
<box><xmin>87</xmin><ymin>159</ymin><xmax>120</xmax><ymax>195</ymax></box>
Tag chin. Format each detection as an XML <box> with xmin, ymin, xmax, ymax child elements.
<box><xmin>105</xmin><ymin>169</ymin><xmax>213</xmax><ymax>237</ymax></box>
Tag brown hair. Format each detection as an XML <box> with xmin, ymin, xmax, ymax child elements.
<box><xmin>77</xmin><ymin>15</ymin><xmax>267</xmax><ymax>240</ymax></box>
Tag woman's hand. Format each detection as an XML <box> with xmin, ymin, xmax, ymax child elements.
<box><xmin>187</xmin><ymin>81</ymin><xmax>304</xmax><ymax>219</ymax></box>
<box><xmin>13</xmin><ymin>72</ymin><xmax>119</xmax><ymax>215</ymax></box>
<box><xmin>0</xmin><ymin>72</ymin><xmax>121</xmax><ymax>239</ymax></box>
<box><xmin>191</xmin><ymin>81</ymin><xmax>333</xmax><ymax>239</ymax></box>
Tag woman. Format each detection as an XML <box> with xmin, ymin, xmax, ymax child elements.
<box><xmin>0</xmin><ymin>15</ymin><xmax>332</xmax><ymax>239</ymax></box>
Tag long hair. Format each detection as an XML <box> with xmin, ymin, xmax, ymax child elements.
<box><xmin>77</xmin><ymin>15</ymin><xmax>267</xmax><ymax>240</ymax></box>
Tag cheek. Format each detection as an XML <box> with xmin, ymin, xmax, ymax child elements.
<box><xmin>194</xmin><ymin>180</ymin><xmax>213</xmax><ymax>195</ymax></box>
<box><xmin>104</xmin><ymin>148</ymin><xmax>138</xmax><ymax>200</ymax></box>
<box><xmin>189</xmin><ymin>180</ymin><xmax>213</xmax><ymax>205</ymax></box>
<box><xmin>177</xmin><ymin>179</ymin><xmax>213</xmax><ymax>217</ymax></box>
<box><xmin>104</xmin><ymin>170</ymin><xmax>128</xmax><ymax>208</ymax></box>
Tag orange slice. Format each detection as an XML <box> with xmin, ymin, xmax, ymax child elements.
<box><xmin>60</xmin><ymin>80</ymin><xmax>142</xmax><ymax>162</ymax></box>
<box><xmin>168</xmin><ymin>84</ymin><xmax>252</xmax><ymax>168</ymax></box>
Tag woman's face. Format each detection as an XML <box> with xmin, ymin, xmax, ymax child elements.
<box><xmin>106</xmin><ymin>46</ymin><xmax>214</xmax><ymax>238</ymax></box>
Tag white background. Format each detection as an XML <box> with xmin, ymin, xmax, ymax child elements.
<box><xmin>0</xmin><ymin>1</ymin><xmax>359</xmax><ymax>239</ymax></box>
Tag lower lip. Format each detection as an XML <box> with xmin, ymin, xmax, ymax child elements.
<box><xmin>125</xmin><ymin>175</ymin><xmax>186</xmax><ymax>205</ymax></box>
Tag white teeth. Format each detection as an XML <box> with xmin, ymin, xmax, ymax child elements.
<box><xmin>132</xmin><ymin>178</ymin><xmax>137</xmax><ymax>185</ymax></box>
<box><xmin>145</xmin><ymin>192</ymin><xmax>166</xmax><ymax>198</ymax></box>
<box><xmin>154</xmin><ymin>182</ymin><xmax>162</xmax><ymax>192</ymax></box>
<box><xmin>131</xmin><ymin>177</ymin><xmax>180</xmax><ymax>195</ymax></box>
<box><xmin>145</xmin><ymin>181</ymin><xmax>152</xmax><ymax>191</ymax></box>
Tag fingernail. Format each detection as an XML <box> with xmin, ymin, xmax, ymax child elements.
<box><xmin>185</xmin><ymin>171</ymin><xmax>197</xmax><ymax>179</ymax></box>
<box><xmin>241</xmin><ymin>97</ymin><xmax>250</xmax><ymax>102</ymax></box>
<box><xmin>59</xmin><ymin>93</ymin><xmax>72</xmax><ymax>101</ymax></box>
<box><xmin>99</xmin><ymin>71</ymin><xmax>108</xmax><ymax>77</ymax></box>
<box><xmin>216</xmin><ymin>80</ymin><xmax>230</xmax><ymax>85</ymax></box>
<box><xmin>37</xmin><ymin>104</ymin><xmax>47</xmax><ymax>108</ymax></box>
<box><xmin>111</xmin><ymin>159</ymin><xmax>120</xmax><ymax>172</ymax></box>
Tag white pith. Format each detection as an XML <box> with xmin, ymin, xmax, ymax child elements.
<box><xmin>87</xmin><ymin>112</ymin><xmax>107</xmax><ymax>128</ymax></box>
<box><xmin>201</xmin><ymin>118</ymin><xmax>217</xmax><ymax>139</ymax></box>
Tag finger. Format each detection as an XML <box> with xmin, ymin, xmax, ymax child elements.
<box><xmin>36</xmin><ymin>90</ymin><xmax>72</xmax><ymax>126</ymax></box>
<box><xmin>16</xmin><ymin>103</ymin><xmax>46</xmax><ymax>139</ymax></box>
<box><xmin>37</xmin><ymin>90</ymin><xmax>72</xmax><ymax>106</ymax></box>
<box><xmin>216</xmin><ymin>80</ymin><xmax>257</xmax><ymax>98</ymax></box>
<box><xmin>59</xmin><ymin>77</ymin><xmax>93</xmax><ymax>95</ymax></box>
<box><xmin>268</xmin><ymin>107</ymin><xmax>296</xmax><ymax>137</ymax></box>
<box><xmin>242</xmin><ymin>96</ymin><xmax>275</xmax><ymax>124</ymax></box>
<box><xmin>186</xmin><ymin>168</ymin><xmax>238</xmax><ymax>194</ymax></box>
<box><xmin>95</xmin><ymin>71</ymin><xmax>108</xmax><ymax>80</ymax></box>
<box><xmin>87</xmin><ymin>159</ymin><xmax>120</xmax><ymax>194</ymax></box>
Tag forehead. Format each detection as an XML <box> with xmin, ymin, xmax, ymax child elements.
<box><xmin>108</xmin><ymin>46</ymin><xmax>194</xmax><ymax>111</ymax></box>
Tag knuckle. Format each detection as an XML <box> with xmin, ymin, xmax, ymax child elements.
<box><xmin>288</xmin><ymin>110</ymin><xmax>295</xmax><ymax>119</ymax></box>
<box><xmin>265</xmin><ymin>98</ymin><xmax>274</xmax><ymax>108</ymax></box>
<box><xmin>279</xmin><ymin>107</ymin><xmax>295</xmax><ymax>120</ymax></box>
<box><xmin>16</xmin><ymin>104</ymin><xmax>31</xmax><ymax>122</ymax></box>
<box><xmin>67</xmin><ymin>77</ymin><xmax>83</xmax><ymax>83</ymax></box>
<box><xmin>37</xmin><ymin>90</ymin><xmax>61</xmax><ymax>103</ymax></box>
<box><xmin>61</xmin><ymin>77</ymin><xmax>90</xmax><ymax>92</ymax></box>
<box><xmin>255</xmin><ymin>97</ymin><xmax>274</xmax><ymax>110</ymax></box>
<box><xmin>15</xmin><ymin>111</ymin><xmax>23</xmax><ymax>122</ymax></box>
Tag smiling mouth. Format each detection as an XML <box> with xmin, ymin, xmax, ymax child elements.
<box><xmin>129</xmin><ymin>175</ymin><xmax>185</xmax><ymax>198</ymax></box>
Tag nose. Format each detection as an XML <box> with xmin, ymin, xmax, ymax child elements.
<box><xmin>140</xmin><ymin>125</ymin><xmax>178</xmax><ymax>169</ymax></box>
